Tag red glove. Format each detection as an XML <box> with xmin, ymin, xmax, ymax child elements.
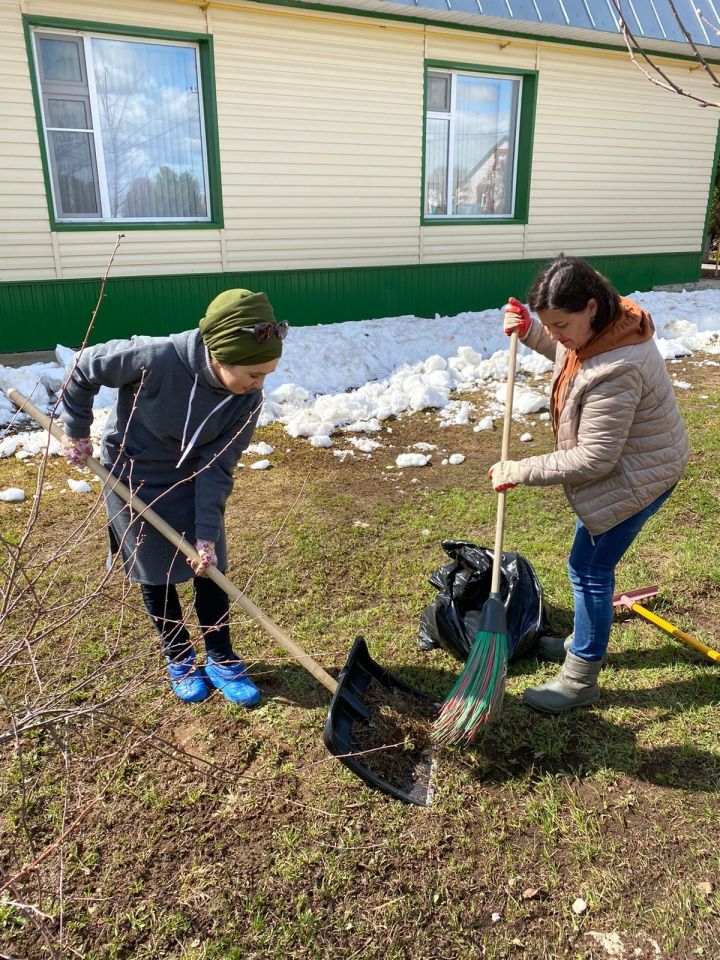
<box><xmin>488</xmin><ymin>461</ymin><xmax>521</xmax><ymax>492</ymax></box>
<box><xmin>503</xmin><ymin>297</ymin><xmax>532</xmax><ymax>339</ymax></box>
<box><xmin>60</xmin><ymin>434</ymin><xmax>93</xmax><ymax>466</ymax></box>
<box><xmin>188</xmin><ymin>540</ymin><xmax>218</xmax><ymax>577</ymax></box>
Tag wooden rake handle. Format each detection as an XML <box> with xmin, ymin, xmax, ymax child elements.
<box><xmin>490</xmin><ymin>330</ymin><xmax>519</xmax><ymax>595</ymax></box>
<box><xmin>8</xmin><ymin>388</ymin><xmax>339</xmax><ymax>695</ymax></box>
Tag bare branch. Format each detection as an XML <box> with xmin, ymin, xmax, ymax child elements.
<box><xmin>665</xmin><ymin>0</ymin><xmax>720</xmax><ymax>90</ymax></box>
<box><xmin>611</xmin><ymin>0</ymin><xmax>720</xmax><ymax>108</ymax></box>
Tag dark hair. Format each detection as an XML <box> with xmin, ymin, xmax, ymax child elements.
<box><xmin>527</xmin><ymin>256</ymin><xmax>621</xmax><ymax>332</ymax></box>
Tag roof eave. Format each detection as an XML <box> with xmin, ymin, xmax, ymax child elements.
<box><xmin>272</xmin><ymin>0</ymin><xmax>720</xmax><ymax>59</ymax></box>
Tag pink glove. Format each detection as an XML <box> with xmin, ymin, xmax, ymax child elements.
<box><xmin>503</xmin><ymin>296</ymin><xmax>532</xmax><ymax>339</ymax></box>
<box><xmin>189</xmin><ymin>540</ymin><xmax>218</xmax><ymax>577</ymax></box>
<box><xmin>488</xmin><ymin>461</ymin><xmax>521</xmax><ymax>492</ymax></box>
<box><xmin>60</xmin><ymin>434</ymin><xmax>93</xmax><ymax>466</ymax></box>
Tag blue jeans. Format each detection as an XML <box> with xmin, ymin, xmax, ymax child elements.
<box><xmin>568</xmin><ymin>486</ymin><xmax>675</xmax><ymax>662</ymax></box>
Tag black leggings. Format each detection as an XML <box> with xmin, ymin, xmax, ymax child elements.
<box><xmin>139</xmin><ymin>577</ymin><xmax>233</xmax><ymax>662</ymax></box>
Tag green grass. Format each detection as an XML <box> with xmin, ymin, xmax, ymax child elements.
<box><xmin>0</xmin><ymin>356</ymin><xmax>719</xmax><ymax>959</ymax></box>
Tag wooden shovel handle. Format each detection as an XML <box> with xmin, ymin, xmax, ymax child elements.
<box><xmin>491</xmin><ymin>330</ymin><xmax>518</xmax><ymax>595</ymax></box>
<box><xmin>8</xmin><ymin>388</ymin><xmax>339</xmax><ymax>695</ymax></box>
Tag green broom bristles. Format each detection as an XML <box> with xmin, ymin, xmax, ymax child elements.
<box><xmin>432</xmin><ymin>619</ymin><xmax>508</xmax><ymax>748</ymax></box>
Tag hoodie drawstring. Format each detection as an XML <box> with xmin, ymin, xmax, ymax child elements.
<box><xmin>176</xmin><ymin>374</ymin><xmax>233</xmax><ymax>469</ymax></box>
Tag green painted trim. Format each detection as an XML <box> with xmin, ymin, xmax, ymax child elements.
<box><xmin>21</xmin><ymin>15</ymin><xmax>224</xmax><ymax>231</ymax></box>
<box><xmin>426</xmin><ymin>59</ymin><xmax>539</xmax><ymax>75</ymax></box>
<box><xmin>701</xmin><ymin>119</ymin><xmax>720</xmax><ymax>255</ymax></box>
<box><xmin>22</xmin><ymin>18</ymin><xmax>57</xmax><ymax>234</ymax></box>
<box><xmin>241</xmin><ymin>0</ymin><xmax>720</xmax><ymax>64</ymax></box>
<box><xmin>420</xmin><ymin>62</ymin><xmax>538</xmax><ymax>226</ymax></box>
<box><xmin>22</xmin><ymin>14</ymin><xmax>212</xmax><ymax>44</ymax></box>
<box><xmin>0</xmin><ymin>251</ymin><xmax>701</xmax><ymax>353</ymax></box>
<box><xmin>515</xmin><ymin>67</ymin><xmax>537</xmax><ymax>226</ymax></box>
<box><xmin>198</xmin><ymin>34</ymin><xmax>224</xmax><ymax>227</ymax></box>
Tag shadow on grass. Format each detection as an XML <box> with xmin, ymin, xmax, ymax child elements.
<box><xmin>509</xmin><ymin>643</ymin><xmax>720</xmax><ymax>673</ymax></box>
<box><xmin>246</xmin><ymin>644</ymin><xmax>719</xmax><ymax>793</ymax></box>
<box><xmin>466</xmin><ymin>671</ymin><xmax>720</xmax><ymax>792</ymax></box>
<box><xmin>542</xmin><ymin>600</ymin><xmax>720</xmax><ymax>669</ymax></box>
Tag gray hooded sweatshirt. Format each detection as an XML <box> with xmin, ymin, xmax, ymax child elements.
<box><xmin>62</xmin><ymin>329</ymin><xmax>262</xmax><ymax>583</ymax></box>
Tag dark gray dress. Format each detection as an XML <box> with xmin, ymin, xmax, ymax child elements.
<box><xmin>62</xmin><ymin>329</ymin><xmax>261</xmax><ymax>584</ymax></box>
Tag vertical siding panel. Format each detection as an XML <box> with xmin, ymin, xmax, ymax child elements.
<box><xmin>0</xmin><ymin>251</ymin><xmax>701</xmax><ymax>351</ymax></box>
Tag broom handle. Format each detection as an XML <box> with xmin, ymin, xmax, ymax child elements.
<box><xmin>8</xmin><ymin>388</ymin><xmax>339</xmax><ymax>695</ymax></box>
<box><xmin>491</xmin><ymin>331</ymin><xmax>518</xmax><ymax>595</ymax></box>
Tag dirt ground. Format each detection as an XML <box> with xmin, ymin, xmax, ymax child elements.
<box><xmin>0</xmin><ymin>355</ymin><xmax>718</xmax><ymax>960</ymax></box>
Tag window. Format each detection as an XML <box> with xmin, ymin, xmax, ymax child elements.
<box><xmin>29</xmin><ymin>24</ymin><xmax>217</xmax><ymax>225</ymax></box>
<box><xmin>423</xmin><ymin>66</ymin><xmax>535</xmax><ymax>223</ymax></box>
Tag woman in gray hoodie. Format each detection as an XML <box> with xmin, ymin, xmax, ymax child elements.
<box><xmin>61</xmin><ymin>289</ymin><xmax>286</xmax><ymax>706</ymax></box>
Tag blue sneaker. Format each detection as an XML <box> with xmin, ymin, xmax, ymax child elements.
<box><xmin>204</xmin><ymin>656</ymin><xmax>261</xmax><ymax>707</ymax></box>
<box><xmin>166</xmin><ymin>655</ymin><xmax>211</xmax><ymax>703</ymax></box>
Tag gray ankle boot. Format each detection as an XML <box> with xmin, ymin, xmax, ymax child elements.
<box><xmin>536</xmin><ymin>633</ymin><xmax>573</xmax><ymax>663</ymax></box>
<box><xmin>523</xmin><ymin>651</ymin><xmax>602</xmax><ymax>714</ymax></box>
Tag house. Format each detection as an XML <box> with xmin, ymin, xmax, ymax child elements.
<box><xmin>2</xmin><ymin>0</ymin><xmax>719</xmax><ymax>351</ymax></box>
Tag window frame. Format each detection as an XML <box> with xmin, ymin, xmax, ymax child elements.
<box><xmin>421</xmin><ymin>60</ymin><xmax>538</xmax><ymax>227</ymax></box>
<box><xmin>23</xmin><ymin>15</ymin><xmax>223</xmax><ymax>231</ymax></box>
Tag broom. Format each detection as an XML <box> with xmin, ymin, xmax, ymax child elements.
<box><xmin>432</xmin><ymin>330</ymin><xmax>519</xmax><ymax>747</ymax></box>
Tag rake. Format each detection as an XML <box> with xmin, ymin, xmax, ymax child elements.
<box><xmin>614</xmin><ymin>586</ymin><xmax>720</xmax><ymax>664</ymax></box>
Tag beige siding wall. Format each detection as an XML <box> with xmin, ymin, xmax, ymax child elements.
<box><xmin>3</xmin><ymin>0</ymin><xmax>718</xmax><ymax>282</ymax></box>
<box><xmin>214</xmin><ymin>7</ymin><xmax>424</xmax><ymax>269</ymax></box>
<box><xmin>1</xmin><ymin>2</ymin><xmax>56</xmax><ymax>280</ymax></box>
<box><xmin>525</xmin><ymin>44</ymin><xmax>716</xmax><ymax>257</ymax></box>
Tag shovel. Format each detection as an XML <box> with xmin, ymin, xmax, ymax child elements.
<box><xmin>613</xmin><ymin>586</ymin><xmax>720</xmax><ymax>664</ymax></box>
<box><xmin>8</xmin><ymin>388</ymin><xmax>439</xmax><ymax>806</ymax></box>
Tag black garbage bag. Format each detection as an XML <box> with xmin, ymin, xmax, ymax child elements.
<box><xmin>418</xmin><ymin>540</ymin><xmax>550</xmax><ymax>662</ymax></box>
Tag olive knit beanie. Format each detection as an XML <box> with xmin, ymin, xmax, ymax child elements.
<box><xmin>199</xmin><ymin>289</ymin><xmax>283</xmax><ymax>365</ymax></box>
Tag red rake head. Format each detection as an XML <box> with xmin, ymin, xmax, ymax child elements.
<box><xmin>612</xmin><ymin>585</ymin><xmax>659</xmax><ymax>610</ymax></box>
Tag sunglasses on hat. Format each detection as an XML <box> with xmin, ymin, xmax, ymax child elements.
<box><xmin>239</xmin><ymin>321</ymin><xmax>289</xmax><ymax>343</ymax></box>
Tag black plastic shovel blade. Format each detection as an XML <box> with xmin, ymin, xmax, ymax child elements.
<box><xmin>323</xmin><ymin>636</ymin><xmax>439</xmax><ymax>806</ymax></box>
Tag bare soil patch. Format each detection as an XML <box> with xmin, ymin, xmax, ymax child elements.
<box><xmin>1</xmin><ymin>355</ymin><xmax>719</xmax><ymax>959</ymax></box>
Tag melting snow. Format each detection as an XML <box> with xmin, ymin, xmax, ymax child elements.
<box><xmin>2</xmin><ymin>288</ymin><xmax>719</xmax><ymax>467</ymax></box>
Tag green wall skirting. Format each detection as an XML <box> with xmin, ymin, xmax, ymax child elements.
<box><xmin>0</xmin><ymin>251</ymin><xmax>702</xmax><ymax>353</ymax></box>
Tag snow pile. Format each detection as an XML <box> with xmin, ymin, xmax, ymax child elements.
<box><xmin>67</xmin><ymin>478</ymin><xmax>92</xmax><ymax>494</ymax></box>
<box><xmin>0</xmin><ymin>488</ymin><xmax>25</xmax><ymax>503</ymax></box>
<box><xmin>494</xmin><ymin>383</ymin><xmax>547</xmax><ymax>415</ymax></box>
<box><xmin>630</xmin><ymin>288</ymin><xmax>720</xmax><ymax>356</ymax></box>
<box><xmin>396</xmin><ymin>453</ymin><xmax>431</xmax><ymax>468</ymax></box>
<box><xmin>0</xmin><ymin>361</ymin><xmax>65</xmax><ymax>429</ymax></box>
<box><xmin>1</xmin><ymin>428</ymin><xmax>61</xmax><ymax>459</ymax></box>
<box><xmin>348</xmin><ymin>436</ymin><xmax>381</xmax><ymax>453</ymax></box>
<box><xmin>474</xmin><ymin>417</ymin><xmax>494</xmax><ymax>432</ymax></box>
<box><xmin>2</xmin><ymin>289</ymin><xmax>719</xmax><ymax>464</ymax></box>
<box><xmin>244</xmin><ymin>442</ymin><xmax>274</xmax><ymax>456</ymax></box>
